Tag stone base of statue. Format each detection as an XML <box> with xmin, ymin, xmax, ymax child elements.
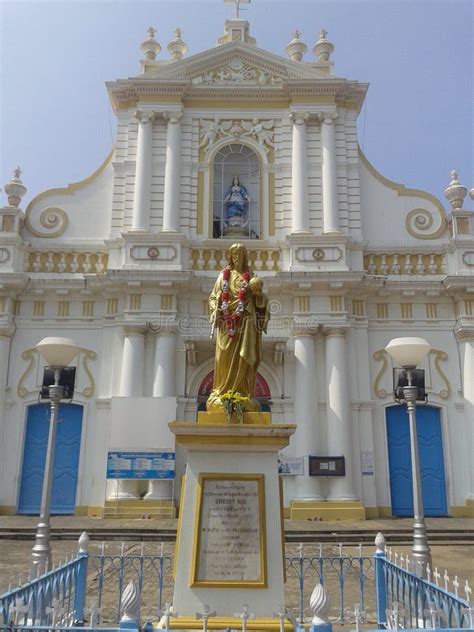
<box><xmin>223</xmin><ymin>224</ymin><xmax>249</xmax><ymax>238</ymax></box>
<box><xmin>166</xmin><ymin>414</ymin><xmax>295</xmax><ymax>627</ymax></box>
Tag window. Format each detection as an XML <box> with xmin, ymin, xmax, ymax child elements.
<box><xmin>213</xmin><ymin>144</ymin><xmax>260</xmax><ymax>239</ymax></box>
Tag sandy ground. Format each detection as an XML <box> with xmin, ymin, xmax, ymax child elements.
<box><xmin>1</xmin><ymin>539</ymin><xmax>472</xmax><ymax>629</ymax></box>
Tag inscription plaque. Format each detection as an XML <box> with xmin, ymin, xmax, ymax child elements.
<box><xmin>191</xmin><ymin>474</ymin><xmax>266</xmax><ymax>587</ymax></box>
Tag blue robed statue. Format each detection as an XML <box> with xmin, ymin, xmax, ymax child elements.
<box><xmin>224</xmin><ymin>175</ymin><xmax>249</xmax><ymax>221</ymax></box>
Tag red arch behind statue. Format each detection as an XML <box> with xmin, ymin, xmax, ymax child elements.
<box><xmin>198</xmin><ymin>370</ymin><xmax>271</xmax><ymax>399</ymax></box>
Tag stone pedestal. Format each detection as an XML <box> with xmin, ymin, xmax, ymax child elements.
<box><xmin>167</xmin><ymin>415</ymin><xmax>295</xmax><ymax>627</ymax></box>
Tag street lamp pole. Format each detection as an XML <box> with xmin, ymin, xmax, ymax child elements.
<box><xmin>31</xmin><ymin>337</ymin><xmax>79</xmax><ymax>576</ymax></box>
<box><xmin>402</xmin><ymin>369</ymin><xmax>432</xmax><ymax>576</ymax></box>
<box><xmin>385</xmin><ymin>337</ymin><xmax>432</xmax><ymax>577</ymax></box>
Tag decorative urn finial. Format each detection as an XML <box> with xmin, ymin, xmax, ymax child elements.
<box><xmin>286</xmin><ymin>30</ymin><xmax>307</xmax><ymax>62</ymax></box>
<box><xmin>444</xmin><ymin>170</ymin><xmax>467</xmax><ymax>210</ymax></box>
<box><xmin>313</xmin><ymin>29</ymin><xmax>334</xmax><ymax>61</ymax></box>
<box><xmin>4</xmin><ymin>166</ymin><xmax>27</xmax><ymax>208</ymax></box>
<box><xmin>168</xmin><ymin>28</ymin><xmax>188</xmax><ymax>60</ymax></box>
<box><xmin>140</xmin><ymin>26</ymin><xmax>161</xmax><ymax>60</ymax></box>
<box><xmin>310</xmin><ymin>583</ymin><xmax>331</xmax><ymax>625</ymax></box>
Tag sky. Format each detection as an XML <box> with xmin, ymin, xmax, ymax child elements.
<box><xmin>0</xmin><ymin>0</ymin><xmax>472</xmax><ymax>207</ymax></box>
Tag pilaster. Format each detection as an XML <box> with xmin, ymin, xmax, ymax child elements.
<box><xmin>318</xmin><ymin>111</ymin><xmax>339</xmax><ymax>234</ymax></box>
<box><xmin>292</xmin><ymin>326</ymin><xmax>323</xmax><ymax>500</ymax></box>
<box><xmin>324</xmin><ymin>326</ymin><xmax>357</xmax><ymax>501</ymax></box>
<box><xmin>162</xmin><ymin>111</ymin><xmax>183</xmax><ymax>232</ymax></box>
<box><xmin>289</xmin><ymin>111</ymin><xmax>309</xmax><ymax>233</ymax></box>
<box><xmin>131</xmin><ymin>110</ymin><xmax>155</xmax><ymax>232</ymax></box>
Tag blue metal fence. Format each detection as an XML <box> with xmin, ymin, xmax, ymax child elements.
<box><xmin>1</xmin><ymin>533</ymin><xmax>471</xmax><ymax>630</ymax></box>
<box><xmin>0</xmin><ymin>554</ymin><xmax>87</xmax><ymax>626</ymax></box>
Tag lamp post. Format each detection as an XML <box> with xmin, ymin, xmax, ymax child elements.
<box><xmin>31</xmin><ymin>337</ymin><xmax>80</xmax><ymax>576</ymax></box>
<box><xmin>385</xmin><ymin>337</ymin><xmax>432</xmax><ymax>576</ymax></box>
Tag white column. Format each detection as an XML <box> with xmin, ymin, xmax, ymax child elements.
<box><xmin>147</xmin><ymin>328</ymin><xmax>177</xmax><ymax>500</ymax></box>
<box><xmin>152</xmin><ymin>330</ymin><xmax>176</xmax><ymax>397</ymax></box>
<box><xmin>112</xmin><ymin>325</ymin><xmax>147</xmax><ymax>500</ymax></box>
<box><xmin>292</xmin><ymin>329</ymin><xmax>323</xmax><ymax>499</ymax></box>
<box><xmin>290</xmin><ymin>112</ymin><xmax>309</xmax><ymax>233</ymax></box>
<box><xmin>0</xmin><ymin>330</ymin><xmax>12</xmax><ymax>489</ymax></box>
<box><xmin>319</xmin><ymin>111</ymin><xmax>339</xmax><ymax>233</ymax></box>
<box><xmin>460</xmin><ymin>335</ymin><xmax>474</xmax><ymax>503</ymax></box>
<box><xmin>325</xmin><ymin>327</ymin><xmax>357</xmax><ymax>500</ymax></box>
<box><xmin>132</xmin><ymin>111</ymin><xmax>155</xmax><ymax>231</ymax></box>
<box><xmin>119</xmin><ymin>325</ymin><xmax>146</xmax><ymax>397</ymax></box>
<box><xmin>162</xmin><ymin>111</ymin><xmax>182</xmax><ymax>232</ymax></box>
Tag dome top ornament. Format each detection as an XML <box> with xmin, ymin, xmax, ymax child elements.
<box><xmin>444</xmin><ymin>169</ymin><xmax>467</xmax><ymax>210</ymax></box>
<box><xmin>140</xmin><ymin>26</ymin><xmax>161</xmax><ymax>61</ymax></box>
<box><xmin>168</xmin><ymin>28</ymin><xmax>188</xmax><ymax>60</ymax></box>
<box><xmin>313</xmin><ymin>29</ymin><xmax>334</xmax><ymax>62</ymax></box>
<box><xmin>286</xmin><ymin>30</ymin><xmax>307</xmax><ymax>62</ymax></box>
<box><xmin>4</xmin><ymin>166</ymin><xmax>27</xmax><ymax>208</ymax></box>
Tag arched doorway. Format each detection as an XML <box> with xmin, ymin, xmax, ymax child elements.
<box><xmin>386</xmin><ymin>404</ymin><xmax>448</xmax><ymax>516</ymax></box>
<box><xmin>197</xmin><ymin>370</ymin><xmax>272</xmax><ymax>413</ymax></box>
<box><xmin>18</xmin><ymin>403</ymin><xmax>83</xmax><ymax>515</ymax></box>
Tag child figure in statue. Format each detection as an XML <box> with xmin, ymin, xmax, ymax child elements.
<box><xmin>207</xmin><ymin>244</ymin><xmax>270</xmax><ymax>412</ymax></box>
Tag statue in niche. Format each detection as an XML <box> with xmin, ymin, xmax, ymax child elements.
<box><xmin>224</xmin><ymin>176</ymin><xmax>249</xmax><ymax>231</ymax></box>
<box><xmin>207</xmin><ymin>243</ymin><xmax>270</xmax><ymax>413</ymax></box>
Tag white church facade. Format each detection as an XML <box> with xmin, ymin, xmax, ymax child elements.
<box><xmin>0</xmin><ymin>17</ymin><xmax>473</xmax><ymax>520</ymax></box>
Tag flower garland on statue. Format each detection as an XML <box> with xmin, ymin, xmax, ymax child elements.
<box><xmin>219</xmin><ymin>266</ymin><xmax>251</xmax><ymax>337</ymax></box>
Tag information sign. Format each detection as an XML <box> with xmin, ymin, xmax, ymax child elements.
<box><xmin>106</xmin><ymin>450</ymin><xmax>175</xmax><ymax>479</ymax></box>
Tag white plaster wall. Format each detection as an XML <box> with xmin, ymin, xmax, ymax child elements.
<box><xmin>367</xmin><ymin>325</ymin><xmax>467</xmax><ymax>510</ymax></box>
<box><xmin>24</xmin><ymin>158</ymin><xmax>114</xmax><ymax>241</ymax></box>
<box><xmin>359</xmin><ymin>157</ymin><xmax>447</xmax><ymax>246</ymax></box>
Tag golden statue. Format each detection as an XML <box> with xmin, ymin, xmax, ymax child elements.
<box><xmin>207</xmin><ymin>243</ymin><xmax>270</xmax><ymax>412</ymax></box>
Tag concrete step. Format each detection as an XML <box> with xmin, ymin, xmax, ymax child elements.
<box><xmin>0</xmin><ymin>527</ymin><xmax>473</xmax><ymax>545</ymax></box>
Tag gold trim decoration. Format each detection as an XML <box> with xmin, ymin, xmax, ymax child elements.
<box><xmin>17</xmin><ymin>347</ymin><xmax>96</xmax><ymax>398</ymax></box>
<box><xmin>25</xmin><ymin>207</ymin><xmax>69</xmax><ymax>239</ymax></box>
<box><xmin>25</xmin><ymin>148</ymin><xmax>114</xmax><ymax>238</ymax></box>
<box><xmin>173</xmin><ymin>474</ymin><xmax>186</xmax><ymax>580</ymax></box>
<box><xmin>364</xmin><ymin>252</ymin><xmax>445</xmax><ymax>275</ymax></box>
<box><xmin>431</xmin><ymin>348</ymin><xmax>451</xmax><ymax>399</ymax></box>
<box><xmin>190</xmin><ymin>473</ymin><xmax>267</xmax><ymax>588</ymax></box>
<box><xmin>190</xmin><ymin>247</ymin><xmax>280</xmax><ymax>271</ymax></box>
<box><xmin>168</xmin><ymin>617</ymin><xmax>293</xmax><ymax>631</ymax></box>
<box><xmin>373</xmin><ymin>349</ymin><xmax>388</xmax><ymax>399</ymax></box>
<box><xmin>373</xmin><ymin>347</ymin><xmax>451</xmax><ymax>400</ymax></box>
<box><xmin>359</xmin><ymin>149</ymin><xmax>446</xmax><ymax>239</ymax></box>
<box><xmin>26</xmin><ymin>251</ymin><xmax>108</xmax><ymax>274</ymax></box>
<box><xmin>81</xmin><ymin>349</ymin><xmax>97</xmax><ymax>398</ymax></box>
<box><xmin>17</xmin><ymin>349</ymin><xmax>37</xmax><ymax>397</ymax></box>
<box><xmin>406</xmin><ymin>208</ymin><xmax>445</xmax><ymax>240</ymax></box>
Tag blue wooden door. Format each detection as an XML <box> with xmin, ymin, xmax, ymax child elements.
<box><xmin>18</xmin><ymin>403</ymin><xmax>83</xmax><ymax>515</ymax></box>
<box><xmin>386</xmin><ymin>405</ymin><xmax>447</xmax><ymax>516</ymax></box>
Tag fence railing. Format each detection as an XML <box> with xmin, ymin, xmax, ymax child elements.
<box><xmin>0</xmin><ymin>555</ymin><xmax>87</xmax><ymax>626</ymax></box>
<box><xmin>374</xmin><ymin>533</ymin><xmax>472</xmax><ymax>630</ymax></box>
<box><xmin>1</xmin><ymin>531</ymin><xmax>472</xmax><ymax>630</ymax></box>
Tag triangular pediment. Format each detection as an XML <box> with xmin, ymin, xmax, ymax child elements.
<box><xmin>138</xmin><ymin>41</ymin><xmax>329</xmax><ymax>86</ymax></box>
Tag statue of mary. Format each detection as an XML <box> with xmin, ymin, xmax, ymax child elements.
<box><xmin>224</xmin><ymin>176</ymin><xmax>249</xmax><ymax>222</ymax></box>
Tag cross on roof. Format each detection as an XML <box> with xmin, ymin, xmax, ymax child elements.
<box><xmin>433</xmin><ymin>567</ymin><xmax>441</xmax><ymax>585</ymax></box>
<box><xmin>224</xmin><ymin>0</ymin><xmax>250</xmax><ymax>19</ymax></box>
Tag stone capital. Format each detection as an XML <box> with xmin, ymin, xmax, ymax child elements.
<box><xmin>0</xmin><ymin>324</ymin><xmax>15</xmax><ymax>339</ymax></box>
<box><xmin>291</xmin><ymin>318</ymin><xmax>319</xmax><ymax>338</ymax></box>
<box><xmin>147</xmin><ymin>319</ymin><xmax>178</xmax><ymax>336</ymax></box>
<box><xmin>289</xmin><ymin>111</ymin><xmax>309</xmax><ymax>126</ymax></box>
<box><xmin>135</xmin><ymin>110</ymin><xmax>155</xmax><ymax>124</ymax></box>
<box><xmin>164</xmin><ymin>110</ymin><xmax>183</xmax><ymax>124</ymax></box>
<box><xmin>123</xmin><ymin>324</ymin><xmax>148</xmax><ymax>337</ymax></box>
<box><xmin>323</xmin><ymin>325</ymin><xmax>349</xmax><ymax>338</ymax></box>
<box><xmin>317</xmin><ymin>111</ymin><xmax>338</xmax><ymax>125</ymax></box>
<box><xmin>454</xmin><ymin>322</ymin><xmax>474</xmax><ymax>342</ymax></box>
